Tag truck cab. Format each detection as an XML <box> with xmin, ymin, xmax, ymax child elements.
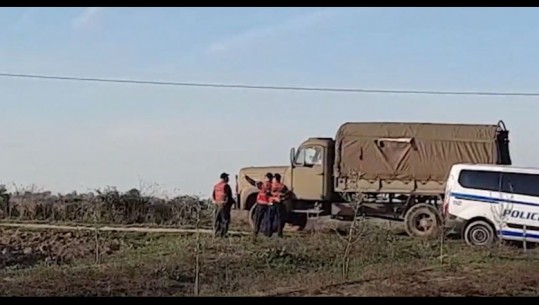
<box><xmin>289</xmin><ymin>137</ymin><xmax>335</xmax><ymax>203</ymax></box>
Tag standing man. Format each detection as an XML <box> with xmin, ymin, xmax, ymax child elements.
<box><xmin>212</xmin><ymin>172</ymin><xmax>235</xmax><ymax>238</ymax></box>
<box><xmin>270</xmin><ymin>173</ymin><xmax>288</xmax><ymax>238</ymax></box>
<box><xmin>253</xmin><ymin>181</ymin><xmax>269</xmax><ymax>237</ymax></box>
<box><xmin>252</xmin><ymin>173</ymin><xmax>273</xmax><ymax>237</ymax></box>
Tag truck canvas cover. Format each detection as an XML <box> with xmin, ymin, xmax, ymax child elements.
<box><xmin>334</xmin><ymin>122</ymin><xmax>508</xmax><ymax>183</ymax></box>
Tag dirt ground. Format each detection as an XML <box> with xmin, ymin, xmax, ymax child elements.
<box><xmin>0</xmin><ymin>229</ymin><xmax>122</xmax><ymax>270</ymax></box>
<box><xmin>0</xmin><ymin>214</ymin><xmax>538</xmax><ymax>296</ymax></box>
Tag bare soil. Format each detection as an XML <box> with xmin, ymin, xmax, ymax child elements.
<box><xmin>0</xmin><ymin>229</ymin><xmax>123</xmax><ymax>270</ymax></box>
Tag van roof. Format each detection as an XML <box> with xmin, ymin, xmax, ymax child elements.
<box><xmin>451</xmin><ymin>163</ymin><xmax>539</xmax><ymax>174</ymax></box>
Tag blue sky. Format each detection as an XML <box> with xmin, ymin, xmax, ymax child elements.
<box><xmin>0</xmin><ymin>7</ymin><xmax>538</xmax><ymax>196</ymax></box>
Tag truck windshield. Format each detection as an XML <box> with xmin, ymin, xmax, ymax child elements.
<box><xmin>296</xmin><ymin>146</ymin><xmax>322</xmax><ymax>166</ymax></box>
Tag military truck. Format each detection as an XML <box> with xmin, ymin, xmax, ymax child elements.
<box><xmin>235</xmin><ymin>121</ymin><xmax>511</xmax><ymax>238</ymax></box>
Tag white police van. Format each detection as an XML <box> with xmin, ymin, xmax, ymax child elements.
<box><xmin>443</xmin><ymin>163</ymin><xmax>539</xmax><ymax>247</ymax></box>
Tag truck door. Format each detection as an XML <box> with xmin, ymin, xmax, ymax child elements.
<box><xmin>291</xmin><ymin>145</ymin><xmax>326</xmax><ymax>201</ymax></box>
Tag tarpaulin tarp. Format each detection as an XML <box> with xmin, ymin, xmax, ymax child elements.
<box><xmin>334</xmin><ymin>122</ymin><xmax>502</xmax><ymax>183</ymax></box>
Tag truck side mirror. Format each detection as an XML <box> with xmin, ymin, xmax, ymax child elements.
<box><xmin>289</xmin><ymin>147</ymin><xmax>296</xmax><ymax>168</ymax></box>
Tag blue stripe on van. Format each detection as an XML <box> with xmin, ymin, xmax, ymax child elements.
<box><xmin>499</xmin><ymin>230</ymin><xmax>539</xmax><ymax>240</ymax></box>
<box><xmin>450</xmin><ymin>192</ymin><xmax>539</xmax><ymax>208</ymax></box>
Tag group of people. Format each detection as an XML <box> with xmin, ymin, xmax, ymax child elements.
<box><xmin>249</xmin><ymin>172</ymin><xmax>288</xmax><ymax>238</ymax></box>
<box><xmin>211</xmin><ymin>172</ymin><xmax>289</xmax><ymax>238</ymax></box>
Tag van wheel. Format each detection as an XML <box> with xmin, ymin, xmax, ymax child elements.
<box><xmin>464</xmin><ymin>220</ymin><xmax>495</xmax><ymax>247</ymax></box>
<box><xmin>404</xmin><ymin>204</ymin><xmax>441</xmax><ymax>239</ymax></box>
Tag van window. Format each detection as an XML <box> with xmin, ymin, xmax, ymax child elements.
<box><xmin>501</xmin><ymin>172</ymin><xmax>539</xmax><ymax>197</ymax></box>
<box><xmin>457</xmin><ymin>170</ymin><xmax>501</xmax><ymax>192</ymax></box>
<box><xmin>458</xmin><ymin>169</ymin><xmax>539</xmax><ymax>197</ymax></box>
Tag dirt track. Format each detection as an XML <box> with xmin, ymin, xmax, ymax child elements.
<box><xmin>0</xmin><ymin>222</ymin><xmax>250</xmax><ymax>236</ymax></box>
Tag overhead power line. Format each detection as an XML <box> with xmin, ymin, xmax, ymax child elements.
<box><xmin>0</xmin><ymin>72</ymin><xmax>538</xmax><ymax>97</ymax></box>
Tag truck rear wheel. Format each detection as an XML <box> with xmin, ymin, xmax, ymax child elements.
<box><xmin>404</xmin><ymin>203</ymin><xmax>441</xmax><ymax>239</ymax></box>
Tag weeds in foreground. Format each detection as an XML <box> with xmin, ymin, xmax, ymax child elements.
<box><xmin>0</xmin><ymin>224</ymin><xmax>536</xmax><ymax>296</ymax></box>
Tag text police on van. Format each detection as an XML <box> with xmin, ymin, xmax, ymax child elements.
<box><xmin>502</xmin><ymin>209</ymin><xmax>539</xmax><ymax>221</ymax></box>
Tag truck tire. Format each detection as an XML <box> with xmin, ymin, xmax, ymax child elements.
<box><xmin>290</xmin><ymin>212</ymin><xmax>308</xmax><ymax>231</ymax></box>
<box><xmin>248</xmin><ymin>203</ymin><xmax>307</xmax><ymax>232</ymax></box>
<box><xmin>404</xmin><ymin>203</ymin><xmax>441</xmax><ymax>239</ymax></box>
<box><xmin>243</xmin><ymin>193</ymin><xmax>257</xmax><ymax>211</ymax></box>
<box><xmin>248</xmin><ymin>204</ymin><xmax>257</xmax><ymax>230</ymax></box>
<box><xmin>463</xmin><ymin>220</ymin><xmax>495</xmax><ymax>247</ymax></box>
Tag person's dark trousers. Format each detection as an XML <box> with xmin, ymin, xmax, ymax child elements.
<box><xmin>284</xmin><ymin>199</ymin><xmax>293</xmax><ymax>223</ymax></box>
<box><xmin>254</xmin><ymin>204</ymin><xmax>269</xmax><ymax>236</ymax></box>
<box><xmin>213</xmin><ymin>204</ymin><xmax>231</xmax><ymax>237</ymax></box>
<box><xmin>264</xmin><ymin>204</ymin><xmax>278</xmax><ymax>237</ymax></box>
<box><xmin>265</xmin><ymin>204</ymin><xmax>283</xmax><ymax>237</ymax></box>
<box><xmin>276</xmin><ymin>203</ymin><xmax>286</xmax><ymax>237</ymax></box>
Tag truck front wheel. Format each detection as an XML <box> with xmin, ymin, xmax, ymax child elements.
<box><xmin>248</xmin><ymin>204</ymin><xmax>257</xmax><ymax>230</ymax></box>
<box><xmin>249</xmin><ymin>201</ymin><xmax>308</xmax><ymax>231</ymax></box>
<box><xmin>404</xmin><ymin>203</ymin><xmax>441</xmax><ymax>239</ymax></box>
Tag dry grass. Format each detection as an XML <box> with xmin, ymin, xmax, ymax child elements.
<box><xmin>0</xmin><ymin>220</ymin><xmax>538</xmax><ymax>296</ymax></box>
<box><xmin>0</xmin><ymin>188</ymin><xmax>212</xmax><ymax>228</ymax></box>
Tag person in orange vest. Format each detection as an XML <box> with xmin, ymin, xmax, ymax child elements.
<box><xmin>212</xmin><ymin>172</ymin><xmax>235</xmax><ymax>238</ymax></box>
<box><xmin>244</xmin><ymin>173</ymin><xmax>273</xmax><ymax>193</ymax></box>
<box><xmin>253</xmin><ymin>173</ymin><xmax>273</xmax><ymax>237</ymax></box>
<box><xmin>269</xmin><ymin>173</ymin><xmax>289</xmax><ymax>238</ymax></box>
<box><xmin>271</xmin><ymin>173</ymin><xmax>288</xmax><ymax>200</ymax></box>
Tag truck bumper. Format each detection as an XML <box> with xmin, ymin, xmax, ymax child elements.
<box><xmin>331</xmin><ymin>203</ymin><xmax>355</xmax><ymax>218</ymax></box>
<box><xmin>444</xmin><ymin>214</ymin><xmax>466</xmax><ymax>237</ymax></box>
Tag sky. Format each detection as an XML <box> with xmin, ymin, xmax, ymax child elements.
<box><xmin>0</xmin><ymin>7</ymin><xmax>539</xmax><ymax>197</ymax></box>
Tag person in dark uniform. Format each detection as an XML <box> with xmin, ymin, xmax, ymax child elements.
<box><xmin>211</xmin><ymin>172</ymin><xmax>235</xmax><ymax>237</ymax></box>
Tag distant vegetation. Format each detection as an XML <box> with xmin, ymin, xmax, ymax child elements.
<box><xmin>0</xmin><ymin>186</ymin><xmax>212</xmax><ymax>227</ymax></box>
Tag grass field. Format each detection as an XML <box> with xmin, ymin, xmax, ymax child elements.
<box><xmin>1</xmin><ymin>213</ymin><xmax>538</xmax><ymax>296</ymax></box>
